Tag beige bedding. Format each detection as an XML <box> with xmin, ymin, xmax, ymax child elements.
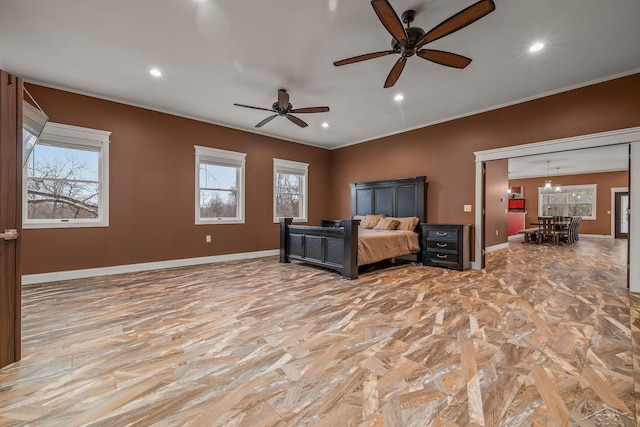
<box><xmin>357</xmin><ymin>229</ymin><xmax>420</xmax><ymax>266</ymax></box>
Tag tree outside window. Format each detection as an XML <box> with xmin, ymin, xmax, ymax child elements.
<box><xmin>26</xmin><ymin>144</ymin><xmax>100</xmax><ymax>219</ymax></box>
<box><xmin>199</xmin><ymin>163</ymin><xmax>238</xmax><ymax>219</ymax></box>
<box><xmin>538</xmin><ymin>185</ymin><xmax>596</xmax><ymax>219</ymax></box>
<box><xmin>273</xmin><ymin>159</ymin><xmax>308</xmax><ymax>222</ymax></box>
<box><xmin>23</xmin><ymin>122</ymin><xmax>110</xmax><ymax>229</ymax></box>
<box><xmin>275</xmin><ymin>172</ymin><xmax>301</xmax><ymax>218</ymax></box>
<box><xmin>195</xmin><ymin>146</ymin><xmax>246</xmax><ymax>224</ymax></box>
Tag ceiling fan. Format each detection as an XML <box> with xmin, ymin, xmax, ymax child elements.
<box><xmin>234</xmin><ymin>89</ymin><xmax>330</xmax><ymax>128</ymax></box>
<box><xmin>334</xmin><ymin>0</ymin><xmax>496</xmax><ymax>88</ymax></box>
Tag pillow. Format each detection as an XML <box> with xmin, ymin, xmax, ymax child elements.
<box><xmin>363</xmin><ymin>214</ymin><xmax>385</xmax><ymax>229</ymax></box>
<box><xmin>373</xmin><ymin>217</ymin><xmax>401</xmax><ymax>230</ymax></box>
<box><xmin>353</xmin><ymin>215</ymin><xmax>366</xmax><ymax>229</ymax></box>
<box><xmin>388</xmin><ymin>216</ymin><xmax>420</xmax><ymax>231</ymax></box>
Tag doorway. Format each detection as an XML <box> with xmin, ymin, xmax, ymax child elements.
<box><xmin>474</xmin><ymin>127</ymin><xmax>640</xmax><ymax>292</ymax></box>
<box><xmin>615</xmin><ymin>191</ymin><xmax>629</xmax><ymax>239</ymax></box>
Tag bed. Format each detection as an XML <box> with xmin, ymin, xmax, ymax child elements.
<box><xmin>279</xmin><ymin>176</ymin><xmax>427</xmax><ymax>279</ymax></box>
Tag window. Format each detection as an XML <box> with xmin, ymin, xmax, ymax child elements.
<box><xmin>23</xmin><ymin>122</ymin><xmax>110</xmax><ymax>229</ymax></box>
<box><xmin>195</xmin><ymin>146</ymin><xmax>246</xmax><ymax>224</ymax></box>
<box><xmin>274</xmin><ymin>158</ymin><xmax>308</xmax><ymax>222</ymax></box>
<box><xmin>538</xmin><ymin>184</ymin><xmax>597</xmax><ymax>219</ymax></box>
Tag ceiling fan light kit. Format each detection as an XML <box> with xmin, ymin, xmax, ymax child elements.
<box><xmin>236</xmin><ymin>0</ymin><xmax>495</xmax><ymax>129</ymax></box>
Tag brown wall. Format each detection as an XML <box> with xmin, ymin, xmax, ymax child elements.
<box><xmin>485</xmin><ymin>159</ymin><xmax>509</xmax><ymax>247</ymax></box>
<box><xmin>23</xmin><ymin>73</ymin><xmax>640</xmax><ymax>273</ymax></box>
<box><xmin>23</xmin><ymin>85</ymin><xmax>332</xmax><ymax>275</ymax></box>
<box><xmin>509</xmin><ymin>170</ymin><xmax>628</xmax><ymax>236</ymax></box>
<box><xmin>328</xmin><ymin>74</ymin><xmax>640</xmax><ymax>259</ymax></box>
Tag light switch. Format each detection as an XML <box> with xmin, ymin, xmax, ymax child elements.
<box><xmin>464</xmin><ymin>205</ymin><xmax>472</xmax><ymax>212</ymax></box>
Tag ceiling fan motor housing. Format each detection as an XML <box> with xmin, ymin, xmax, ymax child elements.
<box><xmin>272</xmin><ymin>101</ymin><xmax>293</xmax><ymax>115</ymax></box>
<box><xmin>391</xmin><ymin>26</ymin><xmax>425</xmax><ymax>56</ymax></box>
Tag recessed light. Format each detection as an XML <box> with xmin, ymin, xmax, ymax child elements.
<box><xmin>529</xmin><ymin>42</ymin><xmax>544</xmax><ymax>53</ymax></box>
<box><xmin>322</xmin><ymin>122</ymin><xmax>329</xmax><ymax>128</ymax></box>
<box><xmin>394</xmin><ymin>93</ymin><xmax>404</xmax><ymax>102</ymax></box>
<box><xmin>149</xmin><ymin>68</ymin><xmax>162</xmax><ymax>77</ymax></box>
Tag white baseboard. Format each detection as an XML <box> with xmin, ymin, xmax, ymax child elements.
<box><xmin>508</xmin><ymin>234</ymin><xmax>524</xmax><ymax>241</ymax></box>
<box><xmin>22</xmin><ymin>249</ymin><xmax>280</xmax><ymax>285</ymax></box>
<box><xmin>580</xmin><ymin>234</ymin><xmax>612</xmax><ymax>239</ymax></box>
<box><xmin>486</xmin><ymin>242</ymin><xmax>509</xmax><ymax>253</ymax></box>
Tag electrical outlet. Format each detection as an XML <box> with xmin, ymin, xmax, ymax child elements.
<box><xmin>205</xmin><ymin>235</ymin><xmax>211</xmax><ymax>243</ymax></box>
<box><xmin>464</xmin><ymin>205</ymin><xmax>472</xmax><ymax>212</ymax></box>
<box><xmin>496</xmin><ymin>230</ymin><xmax>499</xmax><ymax>236</ymax></box>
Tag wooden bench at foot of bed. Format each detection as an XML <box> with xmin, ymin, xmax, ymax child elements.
<box><xmin>280</xmin><ymin>218</ymin><xmax>359</xmax><ymax>279</ymax></box>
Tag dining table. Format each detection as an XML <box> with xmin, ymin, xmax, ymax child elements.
<box><xmin>530</xmin><ymin>221</ymin><xmax>570</xmax><ymax>228</ymax></box>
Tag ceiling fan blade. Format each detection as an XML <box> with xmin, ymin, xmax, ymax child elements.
<box><xmin>417</xmin><ymin>0</ymin><xmax>495</xmax><ymax>46</ymax></box>
<box><xmin>371</xmin><ymin>0</ymin><xmax>408</xmax><ymax>46</ymax></box>
<box><xmin>384</xmin><ymin>57</ymin><xmax>407</xmax><ymax>88</ymax></box>
<box><xmin>290</xmin><ymin>106</ymin><xmax>330</xmax><ymax>114</ymax></box>
<box><xmin>255</xmin><ymin>114</ymin><xmax>278</xmax><ymax>128</ymax></box>
<box><xmin>277</xmin><ymin>89</ymin><xmax>289</xmax><ymax>111</ymax></box>
<box><xmin>417</xmin><ymin>49</ymin><xmax>472</xmax><ymax>69</ymax></box>
<box><xmin>334</xmin><ymin>50</ymin><xmax>395</xmax><ymax>67</ymax></box>
<box><xmin>286</xmin><ymin>114</ymin><xmax>308</xmax><ymax>128</ymax></box>
<box><xmin>234</xmin><ymin>103</ymin><xmax>275</xmax><ymax>113</ymax></box>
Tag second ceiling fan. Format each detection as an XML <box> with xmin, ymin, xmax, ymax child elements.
<box><xmin>234</xmin><ymin>89</ymin><xmax>329</xmax><ymax>128</ymax></box>
<box><xmin>334</xmin><ymin>0</ymin><xmax>496</xmax><ymax>88</ymax></box>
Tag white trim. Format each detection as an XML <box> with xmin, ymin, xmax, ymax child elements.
<box><xmin>579</xmin><ymin>234</ymin><xmax>612</xmax><ymax>239</ymax></box>
<box><xmin>273</xmin><ymin>158</ymin><xmax>309</xmax><ymax>223</ymax></box>
<box><xmin>333</xmin><ymin>69</ymin><xmax>640</xmax><ymax>150</ymax></box>
<box><xmin>194</xmin><ymin>145</ymin><xmax>246</xmax><ymax>225</ymax></box>
<box><xmin>508</xmin><ymin>234</ymin><xmax>524</xmax><ymax>241</ymax></box>
<box><xmin>630</xmin><ymin>141</ymin><xmax>640</xmax><ymax>292</ymax></box>
<box><xmin>474</xmin><ymin>160</ymin><xmax>483</xmax><ymax>271</ymax></box>
<box><xmin>474</xmin><ymin>126</ymin><xmax>640</xmax><ymax>292</ymax></box>
<box><xmin>23</xmin><ymin>122</ymin><xmax>111</xmax><ymax>229</ymax></box>
<box><xmin>475</xmin><ymin>127</ymin><xmax>640</xmax><ymax>161</ymax></box>
<box><xmin>486</xmin><ymin>242</ymin><xmax>509</xmax><ymax>253</ymax></box>
<box><xmin>22</xmin><ymin>101</ymin><xmax>48</xmax><ymax>136</ymax></box>
<box><xmin>610</xmin><ymin>187</ymin><xmax>629</xmax><ymax>238</ymax></box>
<box><xmin>27</xmin><ymin>70</ymin><xmax>640</xmax><ymax>152</ymax></box>
<box><xmin>22</xmin><ymin>249</ymin><xmax>280</xmax><ymax>285</ymax></box>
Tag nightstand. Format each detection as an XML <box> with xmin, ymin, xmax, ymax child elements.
<box><xmin>421</xmin><ymin>223</ymin><xmax>471</xmax><ymax>271</ymax></box>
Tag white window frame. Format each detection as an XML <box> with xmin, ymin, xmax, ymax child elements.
<box><xmin>273</xmin><ymin>158</ymin><xmax>308</xmax><ymax>223</ymax></box>
<box><xmin>23</xmin><ymin>122</ymin><xmax>110</xmax><ymax>229</ymax></box>
<box><xmin>195</xmin><ymin>145</ymin><xmax>246</xmax><ymax>225</ymax></box>
<box><xmin>537</xmin><ymin>184</ymin><xmax>597</xmax><ymax>220</ymax></box>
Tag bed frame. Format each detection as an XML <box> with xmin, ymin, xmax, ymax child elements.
<box><xmin>279</xmin><ymin>176</ymin><xmax>427</xmax><ymax>279</ymax></box>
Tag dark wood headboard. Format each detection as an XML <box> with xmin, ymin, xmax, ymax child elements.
<box><xmin>350</xmin><ymin>176</ymin><xmax>427</xmax><ymax>222</ymax></box>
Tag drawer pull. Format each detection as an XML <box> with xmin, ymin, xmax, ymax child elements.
<box><xmin>436</xmin><ymin>254</ymin><xmax>447</xmax><ymax>259</ymax></box>
<box><xmin>436</xmin><ymin>232</ymin><xmax>448</xmax><ymax>236</ymax></box>
<box><xmin>436</xmin><ymin>242</ymin><xmax>448</xmax><ymax>248</ymax></box>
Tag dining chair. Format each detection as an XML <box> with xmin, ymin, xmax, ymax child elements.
<box><xmin>538</xmin><ymin>217</ymin><xmax>558</xmax><ymax>244</ymax></box>
<box><xmin>557</xmin><ymin>217</ymin><xmax>574</xmax><ymax>244</ymax></box>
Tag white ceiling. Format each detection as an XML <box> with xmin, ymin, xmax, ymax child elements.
<box><xmin>1</xmin><ymin>0</ymin><xmax>639</xmax><ymax>149</ymax></box>
<box><xmin>508</xmin><ymin>144</ymin><xmax>629</xmax><ymax>180</ymax></box>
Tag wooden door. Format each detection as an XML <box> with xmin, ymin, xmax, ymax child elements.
<box><xmin>615</xmin><ymin>191</ymin><xmax>629</xmax><ymax>239</ymax></box>
<box><xmin>0</xmin><ymin>71</ymin><xmax>22</xmax><ymax>368</ymax></box>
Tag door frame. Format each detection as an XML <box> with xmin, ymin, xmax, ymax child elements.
<box><xmin>474</xmin><ymin>126</ymin><xmax>640</xmax><ymax>292</ymax></box>
<box><xmin>611</xmin><ymin>187</ymin><xmax>629</xmax><ymax>238</ymax></box>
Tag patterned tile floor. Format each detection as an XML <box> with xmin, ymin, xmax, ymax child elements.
<box><xmin>0</xmin><ymin>238</ymin><xmax>634</xmax><ymax>426</ymax></box>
